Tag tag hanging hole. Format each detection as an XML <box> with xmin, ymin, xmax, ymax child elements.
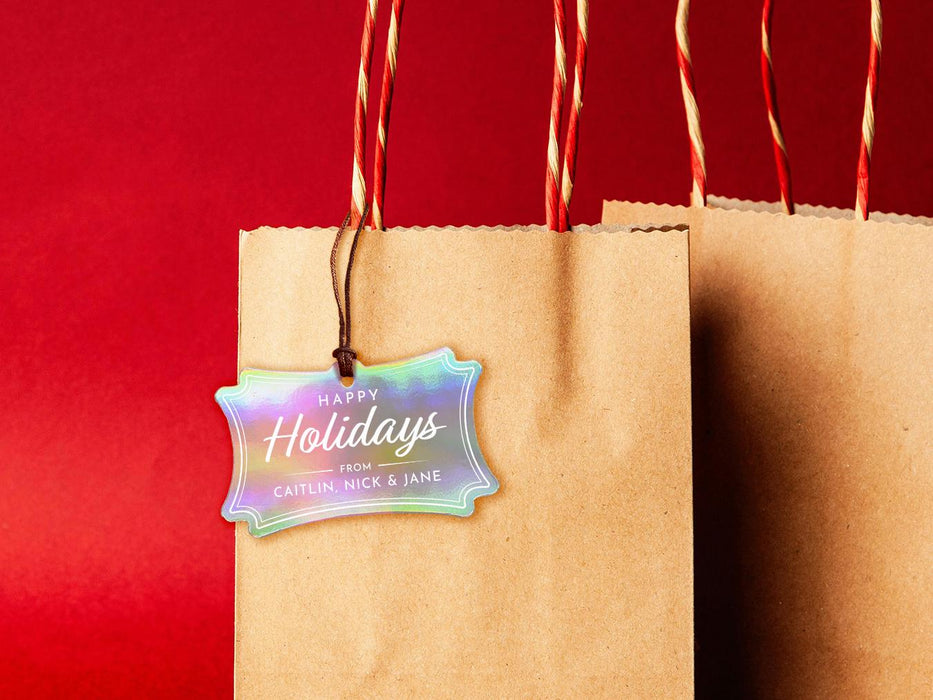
<box><xmin>340</xmin><ymin>376</ymin><xmax>354</xmax><ymax>388</ymax></box>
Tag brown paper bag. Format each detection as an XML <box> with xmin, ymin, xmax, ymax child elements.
<box><xmin>232</xmin><ymin>223</ymin><xmax>693</xmax><ymax>697</ymax></box>
<box><xmin>602</xmin><ymin>198</ymin><xmax>933</xmax><ymax>697</ymax></box>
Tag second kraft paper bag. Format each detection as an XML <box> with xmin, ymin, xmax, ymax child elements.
<box><xmin>602</xmin><ymin>199</ymin><xmax>933</xmax><ymax>696</ymax></box>
<box><xmin>231</xmin><ymin>223</ymin><xmax>693</xmax><ymax>697</ymax></box>
<box><xmin>599</xmin><ymin>0</ymin><xmax>932</xmax><ymax>690</ymax></box>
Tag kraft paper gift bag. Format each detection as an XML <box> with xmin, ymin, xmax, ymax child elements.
<box><xmin>231</xmin><ymin>223</ymin><xmax>694</xmax><ymax>697</ymax></box>
<box><xmin>599</xmin><ymin>4</ymin><xmax>932</xmax><ymax>694</ymax></box>
<box><xmin>601</xmin><ymin>200</ymin><xmax>932</xmax><ymax>697</ymax></box>
<box><xmin>224</xmin><ymin>3</ymin><xmax>694</xmax><ymax>695</ymax></box>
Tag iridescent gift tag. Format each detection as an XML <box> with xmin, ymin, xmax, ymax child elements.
<box><xmin>216</xmin><ymin>347</ymin><xmax>498</xmax><ymax>536</ymax></box>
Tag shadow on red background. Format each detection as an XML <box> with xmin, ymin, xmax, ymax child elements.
<box><xmin>1</xmin><ymin>2</ymin><xmax>930</xmax><ymax>697</ymax></box>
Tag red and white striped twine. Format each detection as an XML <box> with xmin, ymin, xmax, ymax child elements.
<box><xmin>679</xmin><ymin>1</ymin><xmax>881</xmax><ymax>217</ymax></box>
<box><xmin>675</xmin><ymin>0</ymin><xmax>706</xmax><ymax>208</ymax></box>
<box><xmin>351</xmin><ymin>0</ymin><xmax>379</xmax><ymax>227</ymax></box>
<box><xmin>558</xmin><ymin>0</ymin><xmax>589</xmax><ymax>233</ymax></box>
<box><xmin>372</xmin><ymin>0</ymin><xmax>405</xmax><ymax>231</ymax></box>
<box><xmin>546</xmin><ymin>0</ymin><xmax>567</xmax><ymax>232</ymax></box>
<box><xmin>856</xmin><ymin>0</ymin><xmax>882</xmax><ymax>222</ymax></box>
<box><xmin>761</xmin><ymin>0</ymin><xmax>794</xmax><ymax>214</ymax></box>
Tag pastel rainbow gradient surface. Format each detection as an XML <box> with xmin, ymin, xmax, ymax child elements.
<box><xmin>216</xmin><ymin>348</ymin><xmax>498</xmax><ymax>536</ymax></box>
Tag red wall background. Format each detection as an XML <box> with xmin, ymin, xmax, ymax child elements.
<box><xmin>1</xmin><ymin>1</ymin><xmax>930</xmax><ymax>697</ymax></box>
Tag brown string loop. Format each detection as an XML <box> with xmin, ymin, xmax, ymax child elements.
<box><xmin>330</xmin><ymin>205</ymin><xmax>369</xmax><ymax>378</ymax></box>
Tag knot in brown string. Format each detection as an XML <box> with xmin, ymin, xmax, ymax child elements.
<box><xmin>330</xmin><ymin>206</ymin><xmax>369</xmax><ymax>378</ymax></box>
<box><xmin>332</xmin><ymin>346</ymin><xmax>357</xmax><ymax>378</ymax></box>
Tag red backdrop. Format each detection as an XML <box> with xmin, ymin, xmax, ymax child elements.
<box><xmin>2</xmin><ymin>2</ymin><xmax>930</xmax><ymax>697</ymax></box>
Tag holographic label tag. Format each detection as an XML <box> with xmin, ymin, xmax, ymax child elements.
<box><xmin>216</xmin><ymin>348</ymin><xmax>498</xmax><ymax>536</ymax></box>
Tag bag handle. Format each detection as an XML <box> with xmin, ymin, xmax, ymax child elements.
<box><xmin>855</xmin><ymin>0</ymin><xmax>882</xmax><ymax>221</ymax></box>
<box><xmin>350</xmin><ymin>1</ymin><xmax>590</xmax><ymax>232</ymax></box>
<box><xmin>762</xmin><ymin>0</ymin><xmax>883</xmax><ymax>219</ymax></box>
<box><xmin>349</xmin><ymin>0</ymin><xmax>406</xmax><ymax>231</ymax></box>
<box><xmin>373</xmin><ymin>0</ymin><xmax>405</xmax><ymax>230</ymax></box>
<box><xmin>675</xmin><ymin>0</ymin><xmax>706</xmax><ymax>209</ymax></box>
<box><xmin>547</xmin><ymin>1</ymin><xmax>590</xmax><ymax>232</ymax></box>
<box><xmin>676</xmin><ymin>0</ymin><xmax>883</xmax><ymax>220</ymax></box>
<box><xmin>761</xmin><ymin>0</ymin><xmax>793</xmax><ymax>214</ymax></box>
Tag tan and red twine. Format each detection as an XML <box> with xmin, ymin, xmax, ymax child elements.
<box><xmin>761</xmin><ymin>0</ymin><xmax>794</xmax><ymax>214</ymax></box>
<box><xmin>856</xmin><ymin>0</ymin><xmax>882</xmax><ymax>222</ymax></box>
<box><xmin>678</xmin><ymin>0</ymin><xmax>882</xmax><ymax>219</ymax></box>
<box><xmin>547</xmin><ymin>0</ymin><xmax>590</xmax><ymax>232</ymax></box>
<box><xmin>558</xmin><ymin>0</ymin><xmax>589</xmax><ymax>233</ymax></box>
<box><xmin>351</xmin><ymin>0</ymin><xmax>379</xmax><ymax>227</ymax></box>
<box><xmin>353</xmin><ymin>2</ymin><xmax>881</xmax><ymax>228</ymax></box>
<box><xmin>334</xmin><ymin>0</ymin><xmax>407</xmax><ymax>374</ymax></box>
<box><xmin>675</xmin><ymin>0</ymin><xmax>706</xmax><ymax>208</ymax></box>
<box><xmin>546</xmin><ymin>0</ymin><xmax>567</xmax><ymax>232</ymax></box>
<box><xmin>373</xmin><ymin>0</ymin><xmax>405</xmax><ymax>231</ymax></box>
<box><xmin>352</xmin><ymin>2</ymin><xmax>591</xmax><ymax>232</ymax></box>
<box><xmin>349</xmin><ymin>0</ymin><xmax>405</xmax><ymax>231</ymax></box>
